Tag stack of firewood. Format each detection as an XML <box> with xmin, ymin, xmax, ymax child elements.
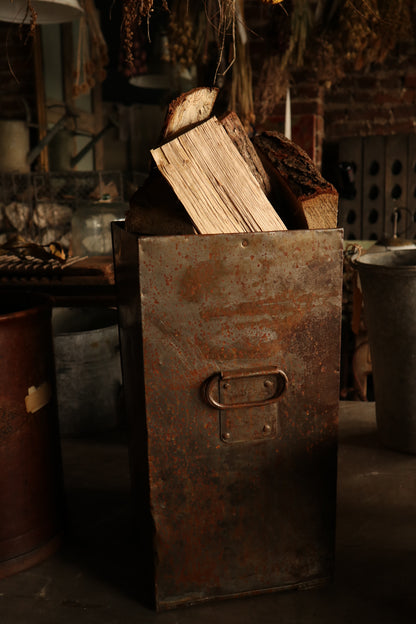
<box><xmin>126</xmin><ymin>87</ymin><xmax>338</xmax><ymax>236</ymax></box>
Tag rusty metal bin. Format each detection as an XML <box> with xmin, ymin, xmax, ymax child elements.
<box><xmin>112</xmin><ymin>223</ymin><xmax>344</xmax><ymax>610</ymax></box>
<box><xmin>0</xmin><ymin>293</ymin><xmax>64</xmax><ymax>579</ymax></box>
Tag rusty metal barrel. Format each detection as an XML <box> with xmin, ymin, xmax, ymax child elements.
<box><xmin>0</xmin><ymin>292</ymin><xmax>64</xmax><ymax>579</ymax></box>
<box><xmin>356</xmin><ymin>249</ymin><xmax>416</xmax><ymax>454</ymax></box>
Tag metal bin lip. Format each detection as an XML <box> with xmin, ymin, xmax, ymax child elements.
<box><xmin>356</xmin><ymin>248</ymin><xmax>416</xmax><ymax>272</ymax></box>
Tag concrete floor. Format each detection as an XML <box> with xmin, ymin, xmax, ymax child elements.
<box><xmin>1</xmin><ymin>401</ymin><xmax>415</xmax><ymax>623</ymax></box>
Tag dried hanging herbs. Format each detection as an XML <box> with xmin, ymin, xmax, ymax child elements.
<box><xmin>168</xmin><ymin>1</ymin><xmax>197</xmax><ymax>70</ymax></box>
<box><xmin>252</xmin><ymin>0</ymin><xmax>292</xmax><ymax>122</ymax></box>
<box><xmin>283</xmin><ymin>0</ymin><xmax>313</xmax><ymax>68</ymax></box>
<box><xmin>72</xmin><ymin>0</ymin><xmax>109</xmax><ymax>97</ymax></box>
<box><xmin>253</xmin><ymin>0</ymin><xmax>414</xmax><ymax>107</ymax></box>
<box><xmin>254</xmin><ymin>55</ymin><xmax>290</xmax><ymax>124</ymax></box>
<box><xmin>116</xmin><ymin>0</ymin><xmax>415</xmax><ymax>126</ymax></box>
<box><xmin>342</xmin><ymin>0</ymin><xmax>413</xmax><ymax>69</ymax></box>
<box><xmin>120</xmin><ymin>0</ymin><xmax>169</xmax><ymax>71</ymax></box>
<box><xmin>304</xmin><ymin>0</ymin><xmax>414</xmax><ymax>83</ymax></box>
<box><xmin>229</xmin><ymin>0</ymin><xmax>255</xmax><ymax>130</ymax></box>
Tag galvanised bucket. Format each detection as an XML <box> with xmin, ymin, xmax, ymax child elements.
<box><xmin>357</xmin><ymin>249</ymin><xmax>416</xmax><ymax>454</ymax></box>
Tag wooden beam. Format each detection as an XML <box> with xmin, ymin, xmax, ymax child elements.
<box><xmin>91</xmin><ymin>84</ymin><xmax>104</xmax><ymax>170</ymax></box>
<box><xmin>61</xmin><ymin>23</ymin><xmax>74</xmax><ymax>105</ymax></box>
<box><xmin>33</xmin><ymin>26</ymin><xmax>49</xmax><ymax>172</ymax></box>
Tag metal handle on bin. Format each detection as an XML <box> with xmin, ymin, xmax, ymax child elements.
<box><xmin>203</xmin><ymin>367</ymin><xmax>288</xmax><ymax>410</ymax></box>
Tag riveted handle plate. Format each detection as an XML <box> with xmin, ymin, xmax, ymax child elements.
<box><xmin>202</xmin><ymin>367</ymin><xmax>288</xmax><ymax>445</ymax></box>
<box><xmin>203</xmin><ymin>367</ymin><xmax>288</xmax><ymax>410</ymax></box>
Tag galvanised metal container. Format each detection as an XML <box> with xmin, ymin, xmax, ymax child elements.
<box><xmin>0</xmin><ymin>292</ymin><xmax>64</xmax><ymax>579</ymax></box>
<box><xmin>357</xmin><ymin>249</ymin><xmax>416</xmax><ymax>454</ymax></box>
<box><xmin>52</xmin><ymin>307</ymin><xmax>122</xmax><ymax>437</ymax></box>
<box><xmin>113</xmin><ymin>224</ymin><xmax>344</xmax><ymax>610</ymax></box>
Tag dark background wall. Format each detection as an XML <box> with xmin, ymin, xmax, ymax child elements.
<box><xmin>2</xmin><ymin>5</ymin><xmax>416</xmax><ymax>242</ymax></box>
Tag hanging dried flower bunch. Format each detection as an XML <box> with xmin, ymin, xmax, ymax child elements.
<box><xmin>168</xmin><ymin>1</ymin><xmax>197</xmax><ymax>70</ymax></box>
<box><xmin>254</xmin><ymin>56</ymin><xmax>290</xmax><ymax>124</ymax></box>
<box><xmin>120</xmin><ymin>0</ymin><xmax>169</xmax><ymax>71</ymax></box>
<box><xmin>212</xmin><ymin>0</ymin><xmax>238</xmax><ymax>82</ymax></box>
<box><xmin>24</xmin><ymin>0</ymin><xmax>37</xmax><ymax>36</ymax></box>
<box><xmin>119</xmin><ymin>0</ymin><xmax>240</xmax><ymax>81</ymax></box>
<box><xmin>228</xmin><ymin>0</ymin><xmax>255</xmax><ymax>130</ymax></box>
<box><xmin>305</xmin><ymin>0</ymin><xmax>414</xmax><ymax>85</ymax></box>
<box><xmin>341</xmin><ymin>0</ymin><xmax>413</xmax><ymax>69</ymax></box>
<box><xmin>72</xmin><ymin>0</ymin><xmax>109</xmax><ymax>97</ymax></box>
<box><xmin>252</xmin><ymin>0</ymin><xmax>292</xmax><ymax>122</ymax></box>
<box><xmin>116</xmin><ymin>0</ymin><xmax>415</xmax><ymax>129</ymax></box>
<box><xmin>253</xmin><ymin>0</ymin><xmax>414</xmax><ymax>99</ymax></box>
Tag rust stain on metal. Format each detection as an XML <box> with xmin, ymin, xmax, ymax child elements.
<box><xmin>113</xmin><ymin>225</ymin><xmax>344</xmax><ymax>610</ymax></box>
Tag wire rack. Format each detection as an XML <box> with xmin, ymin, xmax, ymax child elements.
<box><xmin>0</xmin><ymin>170</ymin><xmax>146</xmax><ymax>206</ymax></box>
<box><xmin>0</xmin><ymin>170</ymin><xmax>146</xmax><ymax>249</ymax></box>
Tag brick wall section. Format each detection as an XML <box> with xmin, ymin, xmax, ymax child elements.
<box><xmin>0</xmin><ymin>23</ymin><xmax>36</xmax><ymax>120</ymax></box>
<box><xmin>255</xmin><ymin>41</ymin><xmax>416</xmax><ymax>167</ymax></box>
<box><xmin>256</xmin><ymin>80</ymin><xmax>326</xmax><ymax>167</ymax></box>
<box><xmin>324</xmin><ymin>42</ymin><xmax>416</xmax><ymax>142</ymax></box>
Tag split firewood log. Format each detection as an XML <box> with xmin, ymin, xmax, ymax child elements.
<box><xmin>160</xmin><ymin>86</ymin><xmax>219</xmax><ymax>142</ymax></box>
<box><xmin>126</xmin><ymin>87</ymin><xmax>220</xmax><ymax>235</ymax></box>
<box><xmin>220</xmin><ymin>111</ymin><xmax>271</xmax><ymax>196</ymax></box>
<box><xmin>151</xmin><ymin>116</ymin><xmax>286</xmax><ymax>235</ymax></box>
<box><xmin>125</xmin><ymin>170</ymin><xmax>195</xmax><ymax>236</ymax></box>
<box><xmin>252</xmin><ymin>131</ymin><xmax>339</xmax><ymax>230</ymax></box>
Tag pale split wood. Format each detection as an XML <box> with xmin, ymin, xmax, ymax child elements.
<box><xmin>160</xmin><ymin>87</ymin><xmax>219</xmax><ymax>142</ymax></box>
<box><xmin>151</xmin><ymin>117</ymin><xmax>286</xmax><ymax>235</ymax></box>
<box><xmin>302</xmin><ymin>195</ymin><xmax>339</xmax><ymax>230</ymax></box>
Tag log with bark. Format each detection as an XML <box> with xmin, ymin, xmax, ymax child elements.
<box><xmin>126</xmin><ymin>87</ymin><xmax>338</xmax><ymax>237</ymax></box>
<box><xmin>252</xmin><ymin>131</ymin><xmax>339</xmax><ymax>230</ymax></box>
<box><xmin>220</xmin><ymin>111</ymin><xmax>271</xmax><ymax>197</ymax></box>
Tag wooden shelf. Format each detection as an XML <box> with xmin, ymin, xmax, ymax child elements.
<box><xmin>0</xmin><ymin>255</ymin><xmax>116</xmax><ymax>307</ymax></box>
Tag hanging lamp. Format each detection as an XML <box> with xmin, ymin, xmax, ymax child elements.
<box><xmin>0</xmin><ymin>0</ymin><xmax>83</xmax><ymax>24</ymax></box>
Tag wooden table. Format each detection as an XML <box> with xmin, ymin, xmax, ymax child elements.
<box><xmin>0</xmin><ymin>255</ymin><xmax>116</xmax><ymax>307</ymax></box>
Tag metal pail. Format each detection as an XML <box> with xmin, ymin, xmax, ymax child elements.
<box><xmin>356</xmin><ymin>249</ymin><xmax>416</xmax><ymax>453</ymax></box>
<box><xmin>0</xmin><ymin>292</ymin><xmax>64</xmax><ymax>579</ymax></box>
<box><xmin>52</xmin><ymin>307</ymin><xmax>122</xmax><ymax>437</ymax></box>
